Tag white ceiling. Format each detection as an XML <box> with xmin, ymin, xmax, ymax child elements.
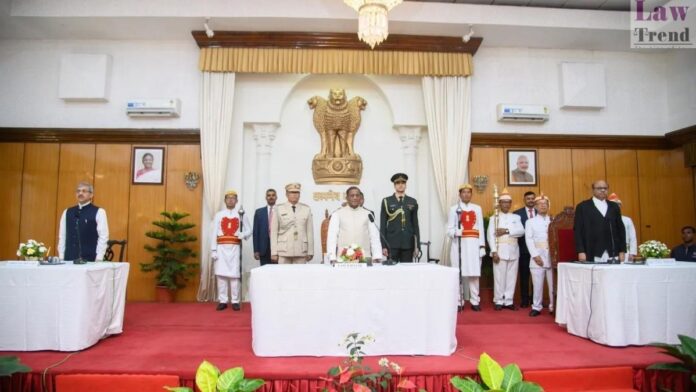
<box><xmin>0</xmin><ymin>0</ymin><xmax>647</xmax><ymax>51</ymax></box>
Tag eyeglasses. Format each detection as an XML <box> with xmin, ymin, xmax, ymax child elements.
<box><xmin>593</xmin><ymin>187</ymin><xmax>608</xmax><ymax>191</ymax></box>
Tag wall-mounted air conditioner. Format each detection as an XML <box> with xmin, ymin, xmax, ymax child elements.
<box><xmin>496</xmin><ymin>104</ymin><xmax>549</xmax><ymax>123</ymax></box>
<box><xmin>127</xmin><ymin>99</ymin><xmax>181</xmax><ymax>117</ymax></box>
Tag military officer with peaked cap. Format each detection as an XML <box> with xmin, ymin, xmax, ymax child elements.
<box><xmin>270</xmin><ymin>183</ymin><xmax>314</xmax><ymax>264</ymax></box>
<box><xmin>380</xmin><ymin>173</ymin><xmax>420</xmax><ymax>262</ymax></box>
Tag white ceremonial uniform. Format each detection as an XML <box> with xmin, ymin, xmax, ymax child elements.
<box><xmin>210</xmin><ymin>207</ymin><xmax>252</xmax><ymax>304</ymax></box>
<box><xmin>622</xmin><ymin>215</ymin><xmax>637</xmax><ymax>262</ymax></box>
<box><xmin>525</xmin><ymin>214</ymin><xmax>554</xmax><ymax>313</ymax></box>
<box><xmin>326</xmin><ymin>206</ymin><xmax>383</xmax><ymax>262</ymax></box>
<box><xmin>447</xmin><ymin>201</ymin><xmax>485</xmax><ymax>306</ymax></box>
<box><xmin>487</xmin><ymin>212</ymin><xmax>525</xmax><ymax>306</ymax></box>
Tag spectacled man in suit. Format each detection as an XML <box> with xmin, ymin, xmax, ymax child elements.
<box><xmin>574</xmin><ymin>180</ymin><xmax>626</xmax><ymax>263</ymax></box>
<box><xmin>253</xmin><ymin>189</ymin><xmax>277</xmax><ymax>266</ymax></box>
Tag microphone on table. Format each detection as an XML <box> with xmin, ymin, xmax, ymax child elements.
<box><xmin>365</xmin><ymin>208</ymin><xmax>396</xmax><ymax>266</ymax></box>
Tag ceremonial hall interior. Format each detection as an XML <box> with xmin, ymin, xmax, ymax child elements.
<box><xmin>0</xmin><ymin>0</ymin><xmax>695</xmax><ymax>391</ymax></box>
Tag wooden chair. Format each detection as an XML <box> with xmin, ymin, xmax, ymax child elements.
<box><xmin>549</xmin><ymin>206</ymin><xmax>576</xmax><ymax>268</ymax></box>
<box><xmin>321</xmin><ymin>209</ymin><xmax>330</xmax><ymax>262</ymax></box>
<box><xmin>104</xmin><ymin>239</ymin><xmax>127</xmax><ymax>262</ymax></box>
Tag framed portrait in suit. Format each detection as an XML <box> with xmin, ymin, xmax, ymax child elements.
<box><xmin>132</xmin><ymin>146</ymin><xmax>165</xmax><ymax>185</ymax></box>
<box><xmin>507</xmin><ymin>149</ymin><xmax>537</xmax><ymax>186</ymax></box>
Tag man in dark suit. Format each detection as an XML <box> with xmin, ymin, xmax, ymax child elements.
<box><xmin>574</xmin><ymin>180</ymin><xmax>626</xmax><ymax>262</ymax></box>
<box><xmin>253</xmin><ymin>188</ymin><xmax>278</xmax><ymax>265</ymax></box>
<box><xmin>380</xmin><ymin>173</ymin><xmax>420</xmax><ymax>262</ymax></box>
<box><xmin>513</xmin><ymin>191</ymin><xmax>536</xmax><ymax>308</ymax></box>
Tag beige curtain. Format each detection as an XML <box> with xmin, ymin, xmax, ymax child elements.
<box><xmin>197</xmin><ymin>72</ymin><xmax>236</xmax><ymax>302</ymax></box>
<box><xmin>199</xmin><ymin>48</ymin><xmax>473</xmax><ymax>76</ymax></box>
<box><xmin>421</xmin><ymin>76</ymin><xmax>472</xmax><ymax>265</ymax></box>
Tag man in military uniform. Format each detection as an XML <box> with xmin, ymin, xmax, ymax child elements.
<box><xmin>380</xmin><ymin>173</ymin><xmax>420</xmax><ymax>262</ymax></box>
<box><xmin>270</xmin><ymin>183</ymin><xmax>314</xmax><ymax>264</ymax></box>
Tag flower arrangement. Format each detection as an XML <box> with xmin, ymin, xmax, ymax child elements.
<box><xmin>338</xmin><ymin>244</ymin><xmax>367</xmax><ymax>263</ymax></box>
<box><xmin>16</xmin><ymin>239</ymin><xmax>48</xmax><ymax>260</ymax></box>
<box><xmin>321</xmin><ymin>333</ymin><xmax>420</xmax><ymax>392</ymax></box>
<box><xmin>638</xmin><ymin>240</ymin><xmax>671</xmax><ymax>259</ymax></box>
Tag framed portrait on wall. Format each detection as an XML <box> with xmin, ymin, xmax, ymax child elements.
<box><xmin>132</xmin><ymin>147</ymin><xmax>165</xmax><ymax>185</ymax></box>
<box><xmin>507</xmin><ymin>149</ymin><xmax>537</xmax><ymax>186</ymax></box>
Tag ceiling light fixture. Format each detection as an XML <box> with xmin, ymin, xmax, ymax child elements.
<box><xmin>344</xmin><ymin>0</ymin><xmax>403</xmax><ymax>49</ymax></box>
<box><xmin>204</xmin><ymin>18</ymin><xmax>214</xmax><ymax>39</ymax></box>
<box><xmin>462</xmin><ymin>24</ymin><xmax>474</xmax><ymax>43</ymax></box>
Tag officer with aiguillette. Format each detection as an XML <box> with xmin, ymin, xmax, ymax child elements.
<box><xmin>380</xmin><ymin>173</ymin><xmax>420</xmax><ymax>262</ymax></box>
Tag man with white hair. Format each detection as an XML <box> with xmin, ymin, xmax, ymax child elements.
<box><xmin>525</xmin><ymin>193</ymin><xmax>553</xmax><ymax>317</ymax></box>
<box><xmin>487</xmin><ymin>188</ymin><xmax>525</xmax><ymax>310</ymax></box>
<box><xmin>58</xmin><ymin>181</ymin><xmax>109</xmax><ymax>261</ymax></box>
<box><xmin>608</xmin><ymin>193</ymin><xmax>637</xmax><ymax>262</ymax></box>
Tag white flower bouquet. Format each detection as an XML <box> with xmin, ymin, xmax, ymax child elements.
<box><xmin>638</xmin><ymin>240</ymin><xmax>670</xmax><ymax>259</ymax></box>
<box><xmin>16</xmin><ymin>239</ymin><xmax>48</xmax><ymax>260</ymax></box>
<box><xmin>337</xmin><ymin>244</ymin><xmax>366</xmax><ymax>263</ymax></box>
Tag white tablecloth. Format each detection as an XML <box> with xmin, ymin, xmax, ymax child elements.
<box><xmin>249</xmin><ymin>263</ymin><xmax>459</xmax><ymax>357</ymax></box>
<box><xmin>555</xmin><ymin>262</ymin><xmax>696</xmax><ymax>346</ymax></box>
<box><xmin>0</xmin><ymin>261</ymin><xmax>130</xmax><ymax>351</ymax></box>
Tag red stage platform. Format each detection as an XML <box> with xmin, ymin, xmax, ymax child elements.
<box><xmin>1</xmin><ymin>302</ymin><xmax>689</xmax><ymax>391</ymax></box>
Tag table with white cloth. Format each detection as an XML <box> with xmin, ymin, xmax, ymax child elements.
<box><xmin>555</xmin><ymin>262</ymin><xmax>696</xmax><ymax>346</ymax></box>
<box><xmin>249</xmin><ymin>263</ymin><xmax>459</xmax><ymax>357</ymax></box>
<box><xmin>0</xmin><ymin>261</ymin><xmax>130</xmax><ymax>351</ymax></box>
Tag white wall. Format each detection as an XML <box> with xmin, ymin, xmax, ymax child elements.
<box><xmin>0</xmin><ymin>39</ymin><xmax>200</xmax><ymax>128</ymax></box>
<box><xmin>666</xmin><ymin>51</ymin><xmax>696</xmax><ymax>132</ymax></box>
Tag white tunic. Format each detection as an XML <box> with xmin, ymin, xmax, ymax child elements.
<box><xmin>447</xmin><ymin>201</ymin><xmax>485</xmax><ymax>276</ymax></box>
<box><xmin>622</xmin><ymin>215</ymin><xmax>638</xmax><ymax>260</ymax></box>
<box><xmin>210</xmin><ymin>208</ymin><xmax>252</xmax><ymax>278</ymax></box>
<box><xmin>326</xmin><ymin>206</ymin><xmax>382</xmax><ymax>262</ymax></box>
<box><xmin>525</xmin><ymin>215</ymin><xmax>551</xmax><ymax>269</ymax></box>
<box><xmin>486</xmin><ymin>212</ymin><xmax>525</xmax><ymax>260</ymax></box>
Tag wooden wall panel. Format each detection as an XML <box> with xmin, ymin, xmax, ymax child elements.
<box><xmin>571</xmin><ymin>149</ymin><xmax>606</xmax><ymax>205</ymax></box>
<box><xmin>19</xmin><ymin>144</ymin><xmax>60</xmax><ymax>254</ymax></box>
<box><xmin>638</xmin><ymin>149</ymin><xmax>695</xmax><ymax>248</ymax></box>
<box><xmin>0</xmin><ymin>144</ymin><xmax>25</xmax><ymax>259</ymax></box>
<box><xmin>94</xmin><ymin>144</ymin><xmax>132</xmax><ymax>254</ymax></box>
<box><xmin>538</xmin><ymin>149</ymin><xmax>574</xmax><ymax>215</ymax></box>
<box><xmin>55</xmin><ymin>144</ymin><xmax>96</xmax><ymax>247</ymax></box>
<box><xmin>127</xmin><ymin>145</ymin><xmax>167</xmax><ymax>301</ymax></box>
<box><xmin>468</xmin><ymin>147</ymin><xmax>504</xmax><ymax>215</ymax></box>
<box><xmin>605</xmin><ymin>150</ymin><xmax>641</xmax><ymax>244</ymax></box>
<box><xmin>165</xmin><ymin>145</ymin><xmax>203</xmax><ymax>301</ymax></box>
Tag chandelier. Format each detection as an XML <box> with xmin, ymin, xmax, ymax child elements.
<box><xmin>344</xmin><ymin>0</ymin><xmax>403</xmax><ymax>49</ymax></box>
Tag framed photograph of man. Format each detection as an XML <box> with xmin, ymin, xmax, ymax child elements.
<box><xmin>507</xmin><ymin>149</ymin><xmax>537</xmax><ymax>186</ymax></box>
<box><xmin>132</xmin><ymin>147</ymin><xmax>165</xmax><ymax>185</ymax></box>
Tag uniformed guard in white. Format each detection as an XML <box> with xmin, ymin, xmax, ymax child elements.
<box><xmin>487</xmin><ymin>188</ymin><xmax>525</xmax><ymax>310</ymax></box>
<box><xmin>524</xmin><ymin>193</ymin><xmax>553</xmax><ymax>317</ymax></box>
<box><xmin>608</xmin><ymin>193</ymin><xmax>637</xmax><ymax>263</ymax></box>
<box><xmin>447</xmin><ymin>183</ymin><xmax>486</xmax><ymax>311</ymax></box>
<box><xmin>210</xmin><ymin>190</ymin><xmax>252</xmax><ymax>311</ymax></box>
<box><xmin>270</xmin><ymin>183</ymin><xmax>314</xmax><ymax>264</ymax></box>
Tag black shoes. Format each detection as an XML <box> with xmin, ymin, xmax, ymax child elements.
<box><xmin>504</xmin><ymin>305</ymin><xmax>517</xmax><ymax>311</ymax></box>
<box><xmin>520</xmin><ymin>300</ymin><xmax>530</xmax><ymax>308</ymax></box>
<box><xmin>457</xmin><ymin>305</ymin><xmax>463</xmax><ymax>312</ymax></box>
<box><xmin>470</xmin><ymin>305</ymin><xmax>482</xmax><ymax>312</ymax></box>
<box><xmin>232</xmin><ymin>303</ymin><xmax>241</xmax><ymax>311</ymax></box>
<box><xmin>494</xmin><ymin>304</ymin><xmax>503</xmax><ymax>311</ymax></box>
<box><xmin>216</xmin><ymin>303</ymin><xmax>228</xmax><ymax>311</ymax></box>
<box><xmin>529</xmin><ymin>310</ymin><xmax>541</xmax><ymax>317</ymax></box>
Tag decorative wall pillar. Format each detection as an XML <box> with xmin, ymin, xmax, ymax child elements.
<box><xmin>396</xmin><ymin>125</ymin><xmax>423</xmax><ymax>194</ymax></box>
<box><xmin>250</xmin><ymin>122</ymin><xmax>280</xmax><ymax>203</ymax></box>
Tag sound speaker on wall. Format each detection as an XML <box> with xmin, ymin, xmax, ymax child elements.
<box><xmin>559</xmin><ymin>62</ymin><xmax>606</xmax><ymax>109</ymax></box>
<box><xmin>58</xmin><ymin>54</ymin><xmax>112</xmax><ymax>102</ymax></box>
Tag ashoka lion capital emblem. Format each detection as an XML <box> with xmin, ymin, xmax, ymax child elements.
<box><xmin>308</xmin><ymin>88</ymin><xmax>367</xmax><ymax>184</ymax></box>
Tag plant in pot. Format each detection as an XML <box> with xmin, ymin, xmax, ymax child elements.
<box><xmin>140</xmin><ymin>211</ymin><xmax>198</xmax><ymax>302</ymax></box>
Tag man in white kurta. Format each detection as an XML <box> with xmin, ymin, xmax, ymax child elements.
<box><xmin>447</xmin><ymin>183</ymin><xmax>486</xmax><ymax>311</ymax></box>
<box><xmin>525</xmin><ymin>194</ymin><xmax>553</xmax><ymax>317</ymax></box>
<box><xmin>210</xmin><ymin>190</ymin><xmax>252</xmax><ymax>311</ymax></box>
<box><xmin>487</xmin><ymin>189</ymin><xmax>525</xmax><ymax>310</ymax></box>
<box><xmin>608</xmin><ymin>193</ymin><xmax>638</xmax><ymax>263</ymax></box>
<box><xmin>327</xmin><ymin>187</ymin><xmax>383</xmax><ymax>263</ymax></box>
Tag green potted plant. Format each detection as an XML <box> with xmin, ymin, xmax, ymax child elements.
<box><xmin>648</xmin><ymin>334</ymin><xmax>696</xmax><ymax>390</ymax></box>
<box><xmin>165</xmin><ymin>360</ymin><xmax>265</xmax><ymax>392</ymax></box>
<box><xmin>451</xmin><ymin>353</ymin><xmax>542</xmax><ymax>392</ymax></box>
<box><xmin>140</xmin><ymin>211</ymin><xmax>198</xmax><ymax>302</ymax></box>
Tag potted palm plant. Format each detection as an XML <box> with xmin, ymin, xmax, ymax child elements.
<box><xmin>140</xmin><ymin>211</ymin><xmax>198</xmax><ymax>302</ymax></box>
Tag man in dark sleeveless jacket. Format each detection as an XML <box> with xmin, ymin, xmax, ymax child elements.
<box><xmin>58</xmin><ymin>182</ymin><xmax>110</xmax><ymax>261</ymax></box>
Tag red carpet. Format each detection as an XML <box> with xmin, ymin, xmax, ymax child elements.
<box><xmin>1</xmin><ymin>302</ymin><xmax>690</xmax><ymax>391</ymax></box>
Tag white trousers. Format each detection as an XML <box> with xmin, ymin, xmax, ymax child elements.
<box><xmin>493</xmin><ymin>258</ymin><xmax>519</xmax><ymax>306</ymax></box>
<box><xmin>216</xmin><ymin>276</ymin><xmax>241</xmax><ymax>304</ymax></box>
<box><xmin>531</xmin><ymin>267</ymin><xmax>554</xmax><ymax>312</ymax></box>
<box><xmin>460</xmin><ymin>276</ymin><xmax>480</xmax><ymax>306</ymax></box>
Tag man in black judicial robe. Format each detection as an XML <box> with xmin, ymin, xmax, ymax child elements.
<box><xmin>574</xmin><ymin>180</ymin><xmax>626</xmax><ymax>262</ymax></box>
